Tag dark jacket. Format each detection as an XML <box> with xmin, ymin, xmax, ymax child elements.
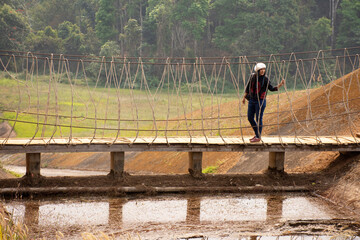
<box><xmin>245</xmin><ymin>73</ymin><xmax>278</xmax><ymax>100</ymax></box>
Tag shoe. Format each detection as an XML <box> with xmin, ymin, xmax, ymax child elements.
<box><xmin>250</xmin><ymin>137</ymin><xmax>261</xmax><ymax>142</ymax></box>
<box><xmin>249</xmin><ymin>136</ymin><xmax>257</xmax><ymax>141</ymax></box>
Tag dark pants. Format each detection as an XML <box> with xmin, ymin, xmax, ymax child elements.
<box><xmin>247</xmin><ymin>99</ymin><xmax>266</xmax><ymax>138</ymax></box>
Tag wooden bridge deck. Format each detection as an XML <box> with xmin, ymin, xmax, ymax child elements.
<box><xmin>1</xmin><ymin>135</ymin><xmax>359</xmax><ymax>178</ymax></box>
<box><xmin>1</xmin><ymin>136</ymin><xmax>359</xmax><ymax>154</ymax></box>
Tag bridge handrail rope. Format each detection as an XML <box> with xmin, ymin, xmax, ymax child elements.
<box><xmin>0</xmin><ymin>48</ymin><xmax>360</xmax><ymax>148</ymax></box>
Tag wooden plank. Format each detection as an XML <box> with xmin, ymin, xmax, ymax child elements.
<box><xmin>228</xmin><ymin>137</ymin><xmax>246</xmax><ymax>144</ymax></box>
<box><xmin>132</xmin><ymin>138</ymin><xmax>148</xmax><ymax>144</ymax></box>
<box><xmin>1</xmin><ymin>136</ymin><xmax>360</xmax><ymax>154</ymax></box>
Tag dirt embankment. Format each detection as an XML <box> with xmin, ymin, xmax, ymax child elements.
<box><xmin>322</xmin><ymin>153</ymin><xmax>360</xmax><ymax>212</ymax></box>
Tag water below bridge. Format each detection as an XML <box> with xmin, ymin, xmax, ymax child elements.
<box><xmin>3</xmin><ymin>192</ymin><xmax>359</xmax><ymax>239</ymax></box>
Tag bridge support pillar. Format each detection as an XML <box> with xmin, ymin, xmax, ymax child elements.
<box><xmin>26</xmin><ymin>153</ymin><xmax>41</xmax><ymax>177</ymax></box>
<box><xmin>268</xmin><ymin>152</ymin><xmax>285</xmax><ymax>172</ymax></box>
<box><xmin>188</xmin><ymin>152</ymin><xmax>203</xmax><ymax>177</ymax></box>
<box><xmin>109</xmin><ymin>152</ymin><xmax>125</xmax><ymax>177</ymax></box>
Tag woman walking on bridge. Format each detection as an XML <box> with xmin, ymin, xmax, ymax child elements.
<box><xmin>242</xmin><ymin>63</ymin><xmax>285</xmax><ymax>142</ymax></box>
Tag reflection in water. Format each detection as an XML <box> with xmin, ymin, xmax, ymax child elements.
<box><xmin>24</xmin><ymin>202</ymin><xmax>39</xmax><ymax>226</ymax></box>
<box><xmin>266</xmin><ymin>195</ymin><xmax>284</xmax><ymax>224</ymax></box>
<box><xmin>39</xmin><ymin>202</ymin><xmax>109</xmax><ymax>226</ymax></box>
<box><xmin>186</xmin><ymin>197</ymin><xmax>201</xmax><ymax>224</ymax></box>
<box><xmin>4</xmin><ymin>194</ymin><xmax>352</xmax><ymax>239</ymax></box>
<box><xmin>282</xmin><ymin>197</ymin><xmax>332</xmax><ymax>220</ymax></box>
<box><xmin>200</xmin><ymin>197</ymin><xmax>267</xmax><ymax>221</ymax></box>
<box><xmin>122</xmin><ymin>199</ymin><xmax>187</xmax><ymax>223</ymax></box>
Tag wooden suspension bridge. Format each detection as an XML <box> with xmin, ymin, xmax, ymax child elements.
<box><xmin>1</xmin><ymin>48</ymin><xmax>360</xmax><ymax>180</ymax></box>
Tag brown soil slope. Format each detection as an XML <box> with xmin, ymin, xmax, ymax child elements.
<box><xmin>323</xmin><ymin>153</ymin><xmax>360</xmax><ymax>212</ymax></box>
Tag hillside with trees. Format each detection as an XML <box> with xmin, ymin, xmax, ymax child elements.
<box><xmin>1</xmin><ymin>0</ymin><xmax>359</xmax><ymax>58</ymax></box>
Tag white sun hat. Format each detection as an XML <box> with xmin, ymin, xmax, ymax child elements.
<box><xmin>254</xmin><ymin>62</ymin><xmax>266</xmax><ymax>72</ymax></box>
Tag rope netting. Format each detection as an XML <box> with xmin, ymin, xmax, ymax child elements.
<box><xmin>0</xmin><ymin>47</ymin><xmax>360</xmax><ymax>146</ymax></box>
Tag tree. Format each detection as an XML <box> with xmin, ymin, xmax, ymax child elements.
<box><xmin>336</xmin><ymin>0</ymin><xmax>360</xmax><ymax>48</ymax></box>
<box><xmin>28</xmin><ymin>0</ymin><xmax>77</xmax><ymax>31</ymax></box>
<box><xmin>81</xmin><ymin>27</ymin><xmax>101</xmax><ymax>55</ymax></box>
<box><xmin>58</xmin><ymin>21</ymin><xmax>84</xmax><ymax>55</ymax></box>
<box><xmin>95</xmin><ymin>0</ymin><xmax>118</xmax><ymax>45</ymax></box>
<box><xmin>313</xmin><ymin>17</ymin><xmax>332</xmax><ymax>50</ymax></box>
<box><xmin>74</xmin><ymin>0</ymin><xmax>99</xmax><ymax>32</ymax></box>
<box><xmin>147</xmin><ymin>0</ymin><xmax>174</xmax><ymax>56</ymax></box>
<box><xmin>212</xmin><ymin>0</ymin><xmax>302</xmax><ymax>55</ymax></box>
<box><xmin>120</xmin><ymin>19</ymin><xmax>142</xmax><ymax>56</ymax></box>
<box><xmin>25</xmin><ymin>26</ymin><xmax>64</xmax><ymax>53</ymax></box>
<box><xmin>211</xmin><ymin>0</ymin><xmax>252</xmax><ymax>53</ymax></box>
<box><xmin>142</xmin><ymin>17</ymin><xmax>157</xmax><ymax>54</ymax></box>
<box><xmin>0</xmin><ymin>4</ymin><xmax>29</xmax><ymax>50</ymax></box>
<box><xmin>329</xmin><ymin>0</ymin><xmax>341</xmax><ymax>48</ymax></box>
<box><xmin>99</xmin><ymin>41</ymin><xmax>121</xmax><ymax>57</ymax></box>
<box><xmin>172</xmin><ymin>0</ymin><xmax>209</xmax><ymax>56</ymax></box>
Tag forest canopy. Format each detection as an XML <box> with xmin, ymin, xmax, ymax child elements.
<box><xmin>0</xmin><ymin>0</ymin><xmax>359</xmax><ymax>57</ymax></box>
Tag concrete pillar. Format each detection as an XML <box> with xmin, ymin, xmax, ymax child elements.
<box><xmin>26</xmin><ymin>153</ymin><xmax>41</xmax><ymax>177</ymax></box>
<box><xmin>188</xmin><ymin>152</ymin><xmax>203</xmax><ymax>177</ymax></box>
<box><xmin>109</xmin><ymin>152</ymin><xmax>125</xmax><ymax>176</ymax></box>
<box><xmin>268</xmin><ymin>152</ymin><xmax>285</xmax><ymax>172</ymax></box>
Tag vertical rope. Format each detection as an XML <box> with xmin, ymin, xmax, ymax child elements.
<box><xmin>25</xmin><ymin>53</ymin><xmax>39</xmax><ymax>146</ymax></box>
<box><xmin>196</xmin><ymin>57</ymin><xmax>209</xmax><ymax>145</ymax></box>
<box><xmin>178</xmin><ymin>59</ymin><xmax>193</xmax><ymax>142</ymax></box>
<box><xmin>138</xmin><ymin>58</ymin><xmax>159</xmax><ymax>145</ymax></box>
<box><xmin>47</xmin><ymin>54</ymin><xmax>64</xmax><ymax>144</ymax></box>
<box><xmin>41</xmin><ymin>56</ymin><xmax>52</xmax><ymax>139</ymax></box>
<box><xmin>111</xmin><ymin>59</ymin><xmax>126</xmax><ymax>144</ymax></box>
<box><xmin>216</xmin><ymin>58</ymin><xmax>227</xmax><ymax>144</ymax></box>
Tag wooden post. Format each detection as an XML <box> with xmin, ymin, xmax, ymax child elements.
<box><xmin>26</xmin><ymin>153</ymin><xmax>41</xmax><ymax>177</ymax></box>
<box><xmin>188</xmin><ymin>152</ymin><xmax>203</xmax><ymax>177</ymax></box>
<box><xmin>268</xmin><ymin>152</ymin><xmax>285</xmax><ymax>172</ymax></box>
<box><xmin>109</xmin><ymin>152</ymin><xmax>125</xmax><ymax>177</ymax></box>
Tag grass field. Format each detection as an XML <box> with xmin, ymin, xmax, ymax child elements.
<box><xmin>0</xmin><ymin>74</ymin><xmax>240</xmax><ymax>138</ymax></box>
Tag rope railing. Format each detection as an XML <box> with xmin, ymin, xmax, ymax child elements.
<box><xmin>1</xmin><ymin>46</ymin><xmax>360</xmax><ymax>60</ymax></box>
<box><xmin>0</xmin><ymin>47</ymin><xmax>359</xmax><ymax>147</ymax></box>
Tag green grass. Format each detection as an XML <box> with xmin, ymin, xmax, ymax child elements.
<box><xmin>5</xmin><ymin>169</ymin><xmax>23</xmax><ymax>178</ymax></box>
<box><xmin>202</xmin><ymin>165</ymin><xmax>218</xmax><ymax>174</ymax></box>
<box><xmin>0</xmin><ymin>75</ymin><xmax>238</xmax><ymax>138</ymax></box>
